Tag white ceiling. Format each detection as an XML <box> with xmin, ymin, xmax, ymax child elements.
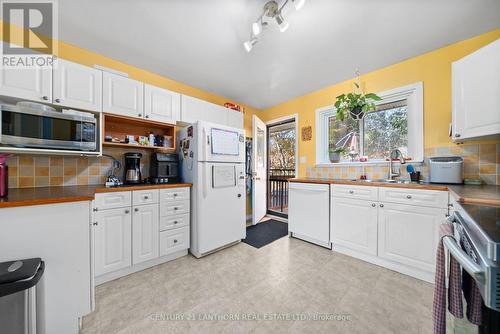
<box><xmin>58</xmin><ymin>0</ymin><xmax>500</xmax><ymax>109</ymax></box>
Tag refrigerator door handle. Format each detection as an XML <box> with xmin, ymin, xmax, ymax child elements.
<box><xmin>202</xmin><ymin>126</ymin><xmax>208</xmax><ymax>161</ymax></box>
<box><xmin>202</xmin><ymin>163</ymin><xmax>208</xmax><ymax>199</ymax></box>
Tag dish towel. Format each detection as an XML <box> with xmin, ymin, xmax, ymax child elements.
<box><xmin>461</xmin><ymin>253</ymin><xmax>483</xmax><ymax>325</ymax></box>
<box><xmin>433</xmin><ymin>223</ymin><xmax>463</xmax><ymax>334</ymax></box>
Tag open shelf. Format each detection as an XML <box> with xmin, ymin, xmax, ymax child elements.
<box><xmin>102</xmin><ymin>113</ymin><xmax>176</xmax><ymax>152</ymax></box>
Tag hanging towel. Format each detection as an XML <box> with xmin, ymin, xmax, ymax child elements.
<box><xmin>462</xmin><ymin>260</ymin><xmax>483</xmax><ymax>325</ymax></box>
<box><xmin>433</xmin><ymin>223</ymin><xmax>463</xmax><ymax>334</ymax></box>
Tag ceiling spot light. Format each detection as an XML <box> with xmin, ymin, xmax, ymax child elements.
<box><xmin>292</xmin><ymin>0</ymin><xmax>306</xmax><ymax>11</ymax></box>
<box><xmin>275</xmin><ymin>12</ymin><xmax>289</xmax><ymax>32</ymax></box>
<box><xmin>243</xmin><ymin>37</ymin><xmax>258</xmax><ymax>52</ymax></box>
<box><xmin>252</xmin><ymin>21</ymin><xmax>261</xmax><ymax>36</ymax></box>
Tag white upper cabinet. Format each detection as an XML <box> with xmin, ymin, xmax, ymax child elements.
<box><xmin>53</xmin><ymin>59</ymin><xmax>102</xmax><ymax>112</ymax></box>
<box><xmin>103</xmin><ymin>72</ymin><xmax>144</xmax><ymax>117</ymax></box>
<box><xmin>0</xmin><ymin>65</ymin><xmax>52</xmax><ymax>102</ymax></box>
<box><xmin>226</xmin><ymin>109</ymin><xmax>244</xmax><ymax>129</ymax></box>
<box><xmin>181</xmin><ymin>94</ymin><xmax>244</xmax><ymax>128</ymax></box>
<box><xmin>452</xmin><ymin>39</ymin><xmax>500</xmax><ymax>141</ymax></box>
<box><xmin>144</xmin><ymin>84</ymin><xmax>180</xmax><ymax>123</ymax></box>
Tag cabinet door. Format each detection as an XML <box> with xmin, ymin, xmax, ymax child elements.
<box><xmin>180</xmin><ymin>94</ymin><xmax>207</xmax><ymax>123</ymax></box>
<box><xmin>0</xmin><ymin>66</ymin><xmax>51</xmax><ymax>102</ymax></box>
<box><xmin>94</xmin><ymin>208</ymin><xmax>132</xmax><ymax>276</ymax></box>
<box><xmin>144</xmin><ymin>84</ymin><xmax>180</xmax><ymax>123</ymax></box>
<box><xmin>53</xmin><ymin>59</ymin><xmax>102</xmax><ymax>112</ymax></box>
<box><xmin>226</xmin><ymin>109</ymin><xmax>244</xmax><ymax>129</ymax></box>
<box><xmin>331</xmin><ymin>197</ymin><xmax>378</xmax><ymax>255</ymax></box>
<box><xmin>132</xmin><ymin>204</ymin><xmax>159</xmax><ymax>264</ymax></box>
<box><xmin>288</xmin><ymin>183</ymin><xmax>330</xmax><ymax>245</ymax></box>
<box><xmin>208</xmin><ymin>103</ymin><xmax>229</xmax><ymax>125</ymax></box>
<box><xmin>102</xmin><ymin>72</ymin><xmax>144</xmax><ymax>117</ymax></box>
<box><xmin>378</xmin><ymin>203</ymin><xmax>445</xmax><ymax>273</ymax></box>
<box><xmin>452</xmin><ymin>39</ymin><xmax>500</xmax><ymax>140</ymax></box>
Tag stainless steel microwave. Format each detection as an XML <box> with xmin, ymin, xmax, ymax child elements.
<box><xmin>0</xmin><ymin>104</ymin><xmax>97</xmax><ymax>151</ymax></box>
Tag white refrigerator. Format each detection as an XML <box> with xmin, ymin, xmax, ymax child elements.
<box><xmin>178</xmin><ymin>121</ymin><xmax>246</xmax><ymax>258</ymax></box>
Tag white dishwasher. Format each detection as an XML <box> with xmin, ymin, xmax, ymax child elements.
<box><xmin>288</xmin><ymin>182</ymin><xmax>330</xmax><ymax>248</ymax></box>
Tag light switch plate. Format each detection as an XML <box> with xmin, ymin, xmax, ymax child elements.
<box><xmin>300</xmin><ymin>156</ymin><xmax>307</xmax><ymax>164</ymax></box>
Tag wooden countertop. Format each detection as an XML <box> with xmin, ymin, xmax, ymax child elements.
<box><xmin>289</xmin><ymin>178</ymin><xmax>500</xmax><ymax>205</ymax></box>
<box><xmin>0</xmin><ymin>183</ymin><xmax>192</xmax><ymax>208</ymax></box>
<box><xmin>289</xmin><ymin>178</ymin><xmax>448</xmax><ymax>191</ymax></box>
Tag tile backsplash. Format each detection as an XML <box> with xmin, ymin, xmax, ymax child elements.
<box><xmin>305</xmin><ymin>143</ymin><xmax>500</xmax><ymax>185</ymax></box>
<box><xmin>7</xmin><ymin>147</ymin><xmax>152</xmax><ymax>188</ymax></box>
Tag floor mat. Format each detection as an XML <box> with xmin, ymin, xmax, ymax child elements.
<box><xmin>243</xmin><ymin>220</ymin><xmax>288</xmax><ymax>248</ymax></box>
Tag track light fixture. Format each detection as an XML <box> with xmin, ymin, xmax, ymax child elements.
<box><xmin>243</xmin><ymin>0</ymin><xmax>306</xmax><ymax>52</ymax></box>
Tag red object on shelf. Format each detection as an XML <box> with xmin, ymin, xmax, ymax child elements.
<box><xmin>224</xmin><ymin>102</ymin><xmax>242</xmax><ymax>112</ymax></box>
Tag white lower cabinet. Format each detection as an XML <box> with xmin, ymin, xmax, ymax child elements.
<box><xmin>331</xmin><ymin>197</ymin><xmax>378</xmax><ymax>256</ymax></box>
<box><xmin>377</xmin><ymin>203</ymin><xmax>445</xmax><ymax>273</ymax></box>
<box><xmin>94</xmin><ymin>207</ymin><xmax>132</xmax><ymax>276</ymax></box>
<box><xmin>329</xmin><ymin>184</ymin><xmax>448</xmax><ymax>282</ymax></box>
<box><xmin>132</xmin><ymin>204</ymin><xmax>159</xmax><ymax>265</ymax></box>
<box><xmin>93</xmin><ymin>187</ymin><xmax>190</xmax><ymax>284</ymax></box>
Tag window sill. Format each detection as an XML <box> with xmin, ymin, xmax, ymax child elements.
<box><xmin>316</xmin><ymin>160</ymin><xmax>424</xmax><ymax>168</ymax></box>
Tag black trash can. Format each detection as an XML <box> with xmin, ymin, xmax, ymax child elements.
<box><xmin>0</xmin><ymin>258</ymin><xmax>45</xmax><ymax>334</ymax></box>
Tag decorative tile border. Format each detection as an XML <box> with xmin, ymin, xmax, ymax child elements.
<box><xmin>305</xmin><ymin>143</ymin><xmax>500</xmax><ymax>185</ymax></box>
<box><xmin>7</xmin><ymin>147</ymin><xmax>152</xmax><ymax>188</ymax></box>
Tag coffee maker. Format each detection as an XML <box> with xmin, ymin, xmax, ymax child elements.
<box><xmin>150</xmin><ymin>153</ymin><xmax>179</xmax><ymax>184</ymax></box>
<box><xmin>124</xmin><ymin>152</ymin><xmax>142</xmax><ymax>184</ymax></box>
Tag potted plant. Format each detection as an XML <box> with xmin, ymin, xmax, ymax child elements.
<box><xmin>334</xmin><ymin>83</ymin><xmax>381</xmax><ymax>121</ymax></box>
<box><xmin>329</xmin><ymin>147</ymin><xmax>347</xmax><ymax>163</ymax></box>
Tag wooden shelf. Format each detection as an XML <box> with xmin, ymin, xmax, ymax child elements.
<box><xmin>102</xmin><ymin>113</ymin><xmax>176</xmax><ymax>152</ymax></box>
<box><xmin>102</xmin><ymin>142</ymin><xmax>175</xmax><ymax>152</ymax></box>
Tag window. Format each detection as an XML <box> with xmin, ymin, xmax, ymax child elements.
<box><xmin>316</xmin><ymin>82</ymin><xmax>423</xmax><ymax>165</ymax></box>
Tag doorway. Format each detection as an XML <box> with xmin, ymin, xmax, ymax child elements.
<box><xmin>266</xmin><ymin>117</ymin><xmax>297</xmax><ymax>218</ymax></box>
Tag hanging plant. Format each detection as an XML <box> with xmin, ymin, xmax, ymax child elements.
<box><xmin>334</xmin><ymin>80</ymin><xmax>382</xmax><ymax>121</ymax></box>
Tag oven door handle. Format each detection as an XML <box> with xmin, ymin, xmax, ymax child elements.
<box><xmin>443</xmin><ymin>235</ymin><xmax>484</xmax><ymax>281</ymax></box>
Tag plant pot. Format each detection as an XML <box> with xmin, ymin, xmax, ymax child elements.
<box><xmin>350</xmin><ymin>106</ymin><xmax>365</xmax><ymax>120</ymax></box>
<box><xmin>329</xmin><ymin>152</ymin><xmax>341</xmax><ymax>163</ymax></box>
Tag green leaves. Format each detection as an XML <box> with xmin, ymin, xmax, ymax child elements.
<box><xmin>333</xmin><ymin>89</ymin><xmax>382</xmax><ymax>121</ymax></box>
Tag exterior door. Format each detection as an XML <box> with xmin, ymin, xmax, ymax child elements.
<box><xmin>252</xmin><ymin>115</ymin><xmax>267</xmax><ymax>225</ymax></box>
<box><xmin>144</xmin><ymin>84</ymin><xmax>180</xmax><ymax>123</ymax></box>
<box><xmin>53</xmin><ymin>59</ymin><xmax>102</xmax><ymax>112</ymax></box>
<box><xmin>94</xmin><ymin>207</ymin><xmax>132</xmax><ymax>276</ymax></box>
<box><xmin>132</xmin><ymin>204</ymin><xmax>159</xmax><ymax>265</ymax></box>
<box><xmin>330</xmin><ymin>197</ymin><xmax>378</xmax><ymax>255</ymax></box>
<box><xmin>102</xmin><ymin>72</ymin><xmax>144</xmax><ymax>117</ymax></box>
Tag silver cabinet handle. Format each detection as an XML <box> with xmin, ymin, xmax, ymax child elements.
<box><xmin>125</xmin><ymin>210</ymin><xmax>130</xmax><ymax>214</ymax></box>
<box><xmin>93</xmin><ymin>222</ymin><xmax>98</xmax><ymax>226</ymax></box>
<box><xmin>134</xmin><ymin>208</ymin><xmax>139</xmax><ymax>212</ymax></box>
<box><xmin>42</xmin><ymin>96</ymin><xmax>49</xmax><ymax>100</ymax></box>
<box><xmin>144</xmin><ymin>196</ymin><xmax>149</xmax><ymax>199</ymax></box>
<box><xmin>55</xmin><ymin>98</ymin><xmax>61</xmax><ymax>103</ymax></box>
<box><xmin>379</xmin><ymin>204</ymin><xmax>384</xmax><ymax>208</ymax></box>
<box><xmin>173</xmin><ymin>193</ymin><xmax>178</xmax><ymax>197</ymax></box>
<box><xmin>93</xmin><ymin>208</ymin><xmax>98</xmax><ymax>212</ymax></box>
<box><xmin>371</xmin><ymin>203</ymin><xmax>376</xmax><ymax>207</ymax></box>
<box><xmin>138</xmin><ymin>113</ymin><xmax>142</xmax><ymax>117</ymax></box>
<box><xmin>173</xmin><ymin>239</ymin><xmax>178</xmax><ymax>243</ymax></box>
<box><xmin>173</xmin><ymin>207</ymin><xmax>178</xmax><ymax>211</ymax></box>
<box><xmin>173</xmin><ymin>221</ymin><xmax>178</xmax><ymax>225</ymax></box>
<box><xmin>406</xmin><ymin>195</ymin><xmax>412</xmax><ymax>199</ymax></box>
<box><xmin>454</xmin><ymin>134</ymin><xmax>461</xmax><ymax>138</ymax></box>
<box><xmin>349</xmin><ymin>190</ymin><xmax>354</xmax><ymax>194</ymax></box>
<box><xmin>145</xmin><ymin>115</ymin><xmax>149</xmax><ymax>119</ymax></box>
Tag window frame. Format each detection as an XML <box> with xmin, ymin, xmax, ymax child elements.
<box><xmin>315</xmin><ymin>82</ymin><xmax>423</xmax><ymax>166</ymax></box>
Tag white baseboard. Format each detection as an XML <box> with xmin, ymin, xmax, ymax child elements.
<box><xmin>332</xmin><ymin>245</ymin><xmax>434</xmax><ymax>283</ymax></box>
<box><xmin>95</xmin><ymin>249</ymin><xmax>188</xmax><ymax>285</ymax></box>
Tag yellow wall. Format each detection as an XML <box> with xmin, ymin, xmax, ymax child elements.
<box><xmin>255</xmin><ymin>29</ymin><xmax>500</xmax><ymax>177</ymax></box>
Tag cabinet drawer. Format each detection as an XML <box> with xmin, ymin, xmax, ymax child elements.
<box><xmin>160</xmin><ymin>187</ymin><xmax>190</xmax><ymax>202</ymax></box>
<box><xmin>160</xmin><ymin>227</ymin><xmax>190</xmax><ymax>256</ymax></box>
<box><xmin>133</xmin><ymin>189</ymin><xmax>159</xmax><ymax>206</ymax></box>
<box><xmin>331</xmin><ymin>185</ymin><xmax>378</xmax><ymax>201</ymax></box>
<box><xmin>379</xmin><ymin>187</ymin><xmax>448</xmax><ymax>208</ymax></box>
<box><xmin>94</xmin><ymin>191</ymin><xmax>131</xmax><ymax>210</ymax></box>
<box><xmin>160</xmin><ymin>200</ymin><xmax>190</xmax><ymax>217</ymax></box>
<box><xmin>159</xmin><ymin>213</ymin><xmax>189</xmax><ymax>231</ymax></box>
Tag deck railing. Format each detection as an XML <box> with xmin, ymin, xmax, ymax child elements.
<box><xmin>268</xmin><ymin>168</ymin><xmax>295</xmax><ymax>214</ymax></box>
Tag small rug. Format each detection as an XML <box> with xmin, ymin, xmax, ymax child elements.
<box><xmin>243</xmin><ymin>220</ymin><xmax>288</xmax><ymax>249</ymax></box>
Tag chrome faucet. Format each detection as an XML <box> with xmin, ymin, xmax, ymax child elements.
<box><xmin>388</xmin><ymin>149</ymin><xmax>406</xmax><ymax>181</ymax></box>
